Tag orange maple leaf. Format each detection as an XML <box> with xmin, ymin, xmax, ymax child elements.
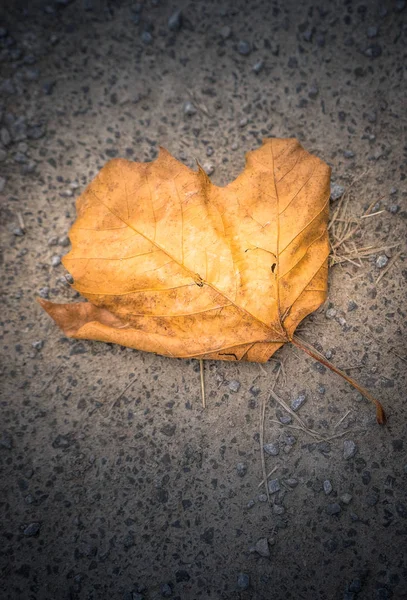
<box><xmin>39</xmin><ymin>138</ymin><xmax>385</xmax><ymax>423</ymax></box>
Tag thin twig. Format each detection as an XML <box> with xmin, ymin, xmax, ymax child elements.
<box><xmin>376</xmin><ymin>251</ymin><xmax>403</xmax><ymax>284</ymax></box>
<box><xmin>106</xmin><ymin>377</ymin><xmax>137</xmax><ymax>415</ymax></box>
<box><xmin>270</xmin><ymin>358</ymin><xmax>287</xmax><ymax>384</ymax></box>
<box><xmin>258</xmin><ymin>362</ymin><xmax>267</xmax><ymax>376</ymax></box>
<box><xmin>268</xmin><ymin>388</ymin><xmax>324</xmax><ymax>440</ymax></box>
<box><xmin>339</xmin><ymin>364</ymin><xmax>364</xmax><ymax>372</ymax></box>
<box><xmin>334</xmin><ymin>410</ymin><xmax>351</xmax><ymax>429</ymax></box>
<box><xmin>259</xmin><ymin>365</ymin><xmax>284</xmax><ymax>501</ymax></box>
<box><xmin>270</xmin><ymin>418</ymin><xmax>365</xmax><ymax>442</ymax></box>
<box><xmin>390</xmin><ymin>349</ymin><xmax>407</xmax><ymax>363</ymax></box>
<box><xmin>258</xmin><ymin>466</ymin><xmax>278</xmax><ymax>488</ymax></box>
<box><xmin>360</xmin><ymin>210</ymin><xmax>384</xmax><ymax>219</ymax></box>
<box><xmin>17</xmin><ymin>212</ymin><xmax>25</xmax><ymax>231</ymax></box>
<box><xmin>37</xmin><ymin>364</ymin><xmax>63</xmax><ymax>395</ymax></box>
<box><xmin>269</xmin><ymin>419</ymin><xmax>325</xmax><ymax>440</ymax></box>
<box><xmin>324</xmin><ymin>429</ymin><xmax>366</xmax><ymax>441</ymax></box>
<box><xmin>199</xmin><ymin>359</ymin><xmax>206</xmax><ymax>408</ymax></box>
<box><xmin>259</xmin><ymin>379</ymin><xmax>270</xmax><ymax>502</ymax></box>
<box><xmin>189</xmin><ymin>91</ymin><xmax>213</xmax><ymax>118</ymax></box>
<box><xmin>292</xmin><ymin>335</ymin><xmax>386</xmax><ymax>424</ymax></box>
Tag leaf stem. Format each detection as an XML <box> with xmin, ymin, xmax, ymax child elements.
<box><xmin>291</xmin><ymin>335</ymin><xmax>386</xmax><ymax>425</ymax></box>
<box><xmin>199</xmin><ymin>359</ymin><xmax>206</xmax><ymax>409</ymax></box>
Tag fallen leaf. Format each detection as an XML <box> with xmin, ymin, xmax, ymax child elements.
<box><xmin>39</xmin><ymin>138</ymin><xmax>385</xmax><ymax>423</ymax></box>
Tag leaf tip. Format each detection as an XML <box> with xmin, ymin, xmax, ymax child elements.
<box><xmin>376</xmin><ymin>404</ymin><xmax>386</xmax><ymax>425</ymax></box>
<box><xmin>195</xmin><ymin>160</ymin><xmax>211</xmax><ymax>183</ymax></box>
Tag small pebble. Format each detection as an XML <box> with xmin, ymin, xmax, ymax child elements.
<box><xmin>388</xmin><ymin>204</ymin><xmax>399</xmax><ymax>214</ymax></box>
<box><xmin>141</xmin><ymin>31</ymin><xmax>153</xmax><ymax>44</ymax></box>
<box><xmin>23</xmin><ymin>522</ymin><xmax>40</xmax><ymax>536</ymax></box>
<box><xmin>183</xmin><ymin>101</ymin><xmax>197</xmax><ymax>116</ymax></box>
<box><xmin>237</xmin><ymin>573</ymin><xmax>250</xmax><ymax>590</ymax></box>
<box><xmin>343</xmin><ymin>440</ymin><xmax>357</xmax><ymax>460</ymax></box>
<box><xmin>279</xmin><ymin>414</ymin><xmax>292</xmax><ymax>424</ymax></box>
<box><xmin>343</xmin><ymin>150</ymin><xmax>355</xmax><ymax>159</ymax></box>
<box><xmin>51</xmin><ymin>255</ymin><xmax>61</xmax><ymax>267</ymax></box>
<box><xmin>161</xmin><ymin>583</ymin><xmax>172</xmax><ymax>598</ymax></box>
<box><xmin>1</xmin><ymin>127</ymin><xmax>11</xmax><ymax>146</ymax></box>
<box><xmin>58</xmin><ymin>235</ymin><xmax>70</xmax><ymax>247</ymax></box>
<box><xmin>258</xmin><ymin>493</ymin><xmax>268</xmax><ymax>502</ymax></box>
<box><xmin>318</xmin><ymin>385</ymin><xmax>326</xmax><ymax>395</ymax></box>
<box><xmin>237</xmin><ymin>40</ymin><xmax>251</xmax><ymax>55</ymax></box>
<box><xmin>341</xmin><ymin>493</ymin><xmax>353</xmax><ymax>505</ymax></box>
<box><xmin>367</xmin><ymin>25</ymin><xmax>379</xmax><ymax>38</ymax></box>
<box><xmin>303</xmin><ymin>29</ymin><xmax>313</xmax><ymax>42</ymax></box>
<box><xmin>365</xmin><ymin>43</ymin><xmax>382</xmax><ymax>58</ymax></box>
<box><xmin>323</xmin><ymin>480</ymin><xmax>333</xmax><ymax>495</ymax></box>
<box><xmin>393</xmin><ymin>439</ymin><xmax>403</xmax><ymax>451</ymax></box>
<box><xmin>236</xmin><ymin>462</ymin><xmax>247</xmax><ymax>477</ymax></box>
<box><xmin>396</xmin><ymin>501</ymin><xmax>407</xmax><ymax>518</ymax></box>
<box><xmin>273</xmin><ymin>504</ymin><xmax>285</xmax><ymax>515</ymax></box>
<box><xmin>365</xmin><ymin>110</ymin><xmax>377</xmax><ymax>123</ymax></box>
<box><xmin>13</xmin><ymin>227</ymin><xmax>24</xmax><ymax>237</ymax></box>
<box><xmin>284</xmin><ymin>434</ymin><xmax>296</xmax><ymax>446</ymax></box>
<box><xmin>219</xmin><ymin>26</ymin><xmax>232</xmax><ymax>40</ymax></box>
<box><xmin>254</xmin><ymin>538</ymin><xmax>270</xmax><ymax>557</ymax></box>
<box><xmin>168</xmin><ymin>9</ymin><xmax>182</xmax><ymax>31</ymax></box>
<box><xmin>365</xmin><ymin>491</ymin><xmax>379</xmax><ymax>506</ymax></box>
<box><xmin>308</xmin><ymin>84</ymin><xmax>319</xmax><ymax>99</ymax></box>
<box><xmin>284</xmin><ymin>478</ymin><xmax>298</xmax><ymax>488</ymax></box>
<box><xmin>349</xmin><ymin>579</ymin><xmax>362</xmax><ymax>593</ymax></box>
<box><xmin>202</xmin><ymin>162</ymin><xmax>215</xmax><ymax>176</ymax></box>
<box><xmin>268</xmin><ymin>479</ymin><xmax>280</xmax><ymax>494</ymax></box>
<box><xmin>326</xmin><ymin>503</ymin><xmax>341</xmax><ymax>515</ymax></box>
<box><xmin>39</xmin><ymin>287</ymin><xmax>50</xmax><ymax>299</ymax></box>
<box><xmin>246</xmin><ymin>499</ymin><xmax>255</xmax><ymax>509</ymax></box>
<box><xmin>32</xmin><ymin>340</ymin><xmax>44</xmax><ymax>351</ymax></box>
<box><xmin>263</xmin><ymin>442</ymin><xmax>279</xmax><ymax>456</ymax></box>
<box><xmin>28</xmin><ymin>125</ymin><xmax>45</xmax><ymax>140</ymax></box>
<box><xmin>228</xmin><ymin>380</ymin><xmax>241</xmax><ymax>393</ymax></box>
<box><xmin>347</xmin><ymin>300</ymin><xmax>358</xmax><ymax>312</ymax></box>
<box><xmin>291</xmin><ymin>393</ymin><xmax>306</xmax><ymax>412</ymax></box>
<box><xmin>325</xmin><ymin>308</ymin><xmax>337</xmax><ymax>319</ymax></box>
<box><xmin>376</xmin><ymin>255</ymin><xmax>388</xmax><ymax>269</ymax></box>
<box><xmin>43</xmin><ymin>81</ymin><xmax>55</xmax><ymax>95</ymax></box>
<box><xmin>252</xmin><ymin>59</ymin><xmax>264</xmax><ymax>74</ymax></box>
<box><xmin>0</xmin><ymin>431</ymin><xmax>13</xmax><ymax>449</ymax></box>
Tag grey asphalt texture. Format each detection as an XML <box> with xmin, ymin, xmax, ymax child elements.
<box><xmin>0</xmin><ymin>1</ymin><xmax>406</xmax><ymax>599</ymax></box>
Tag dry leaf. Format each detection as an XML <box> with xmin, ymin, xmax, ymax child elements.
<box><xmin>39</xmin><ymin>138</ymin><xmax>385</xmax><ymax>423</ymax></box>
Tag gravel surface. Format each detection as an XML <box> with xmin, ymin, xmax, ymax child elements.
<box><xmin>0</xmin><ymin>1</ymin><xmax>406</xmax><ymax>600</ymax></box>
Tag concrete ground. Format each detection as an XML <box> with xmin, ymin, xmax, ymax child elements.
<box><xmin>0</xmin><ymin>1</ymin><xmax>406</xmax><ymax>599</ymax></box>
